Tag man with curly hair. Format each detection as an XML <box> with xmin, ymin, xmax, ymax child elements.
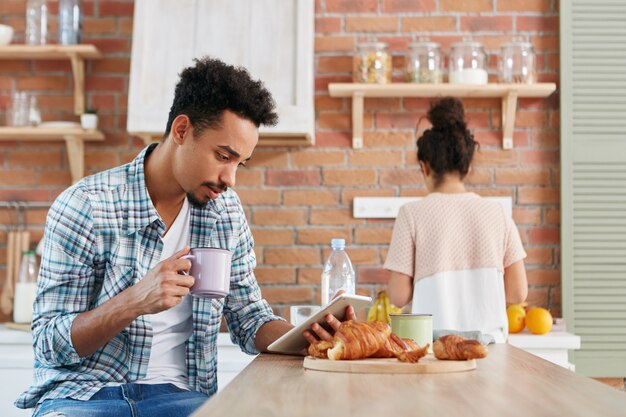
<box><xmin>16</xmin><ymin>58</ymin><xmax>348</xmax><ymax>417</ymax></box>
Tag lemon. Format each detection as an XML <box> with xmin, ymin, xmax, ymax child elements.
<box><xmin>525</xmin><ymin>307</ymin><xmax>553</xmax><ymax>335</ymax></box>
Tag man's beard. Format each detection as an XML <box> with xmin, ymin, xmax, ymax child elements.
<box><xmin>186</xmin><ymin>182</ymin><xmax>228</xmax><ymax>208</ymax></box>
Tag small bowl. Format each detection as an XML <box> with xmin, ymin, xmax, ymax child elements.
<box><xmin>0</xmin><ymin>24</ymin><xmax>14</xmax><ymax>46</ymax></box>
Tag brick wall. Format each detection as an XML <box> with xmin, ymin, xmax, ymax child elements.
<box><xmin>0</xmin><ymin>0</ymin><xmax>561</xmax><ymax>324</ymax></box>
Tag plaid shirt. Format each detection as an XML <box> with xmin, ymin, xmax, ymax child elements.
<box><xmin>16</xmin><ymin>144</ymin><xmax>282</xmax><ymax>409</ymax></box>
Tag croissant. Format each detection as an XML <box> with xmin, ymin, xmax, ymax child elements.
<box><xmin>433</xmin><ymin>335</ymin><xmax>488</xmax><ymax>360</ymax></box>
<box><xmin>374</xmin><ymin>333</ymin><xmax>419</xmax><ymax>358</ymax></box>
<box><xmin>308</xmin><ymin>340</ymin><xmax>333</xmax><ymax>359</ymax></box>
<box><xmin>327</xmin><ymin>320</ymin><xmax>391</xmax><ymax>360</ymax></box>
<box><xmin>396</xmin><ymin>343</ymin><xmax>430</xmax><ymax>363</ymax></box>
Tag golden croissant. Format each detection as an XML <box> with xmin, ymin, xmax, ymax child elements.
<box><xmin>307</xmin><ymin>320</ymin><xmax>428</xmax><ymax>363</ymax></box>
<box><xmin>433</xmin><ymin>335</ymin><xmax>488</xmax><ymax>360</ymax></box>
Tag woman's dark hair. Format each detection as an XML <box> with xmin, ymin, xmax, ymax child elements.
<box><xmin>164</xmin><ymin>57</ymin><xmax>278</xmax><ymax>138</ymax></box>
<box><xmin>416</xmin><ymin>97</ymin><xmax>479</xmax><ymax>185</ymax></box>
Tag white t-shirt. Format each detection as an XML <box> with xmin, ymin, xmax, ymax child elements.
<box><xmin>136</xmin><ymin>198</ymin><xmax>193</xmax><ymax>389</ymax></box>
<box><xmin>384</xmin><ymin>193</ymin><xmax>527</xmax><ymax>343</ymax></box>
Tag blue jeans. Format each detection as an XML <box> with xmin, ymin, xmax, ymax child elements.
<box><xmin>33</xmin><ymin>383</ymin><xmax>208</xmax><ymax>417</ymax></box>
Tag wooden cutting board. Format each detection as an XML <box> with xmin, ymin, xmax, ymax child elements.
<box><xmin>303</xmin><ymin>354</ymin><xmax>476</xmax><ymax>374</ymax></box>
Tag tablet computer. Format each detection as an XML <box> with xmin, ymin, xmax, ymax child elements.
<box><xmin>267</xmin><ymin>294</ymin><xmax>372</xmax><ymax>355</ymax></box>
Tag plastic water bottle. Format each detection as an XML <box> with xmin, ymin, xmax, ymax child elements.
<box><xmin>320</xmin><ymin>239</ymin><xmax>355</xmax><ymax>306</ymax></box>
<box><xmin>25</xmin><ymin>0</ymin><xmax>48</xmax><ymax>45</ymax></box>
<box><xmin>58</xmin><ymin>0</ymin><xmax>81</xmax><ymax>45</ymax></box>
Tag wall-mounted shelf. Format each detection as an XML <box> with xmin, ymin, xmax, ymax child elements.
<box><xmin>0</xmin><ymin>127</ymin><xmax>105</xmax><ymax>183</ymax></box>
<box><xmin>328</xmin><ymin>83</ymin><xmax>557</xmax><ymax>150</ymax></box>
<box><xmin>133</xmin><ymin>132</ymin><xmax>313</xmax><ymax>147</ymax></box>
<box><xmin>0</xmin><ymin>44</ymin><xmax>102</xmax><ymax>115</ymax></box>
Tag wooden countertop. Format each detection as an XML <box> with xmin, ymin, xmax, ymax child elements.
<box><xmin>193</xmin><ymin>344</ymin><xmax>626</xmax><ymax>417</ymax></box>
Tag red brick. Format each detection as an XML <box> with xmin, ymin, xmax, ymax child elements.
<box><xmin>297</xmin><ymin>228</ymin><xmax>352</xmax><ymax>245</ymax></box>
<box><xmin>85</xmin><ymin>76</ymin><xmax>126</xmax><ymax>92</ymax></box>
<box><xmin>460</xmin><ymin>16</ymin><xmax>513</xmax><ymax>32</ymax></box>
<box><xmin>531</xmin><ymin>35</ymin><xmax>560</xmax><ymax>52</ymax></box>
<box><xmin>99</xmin><ymin>1</ymin><xmax>135</xmax><ymax>16</ymax></box>
<box><xmin>298</xmin><ymin>268</ymin><xmax>323</xmax><ymax>285</ymax></box>
<box><xmin>318</xmin><ymin>56</ymin><xmax>353</xmax><ymax>74</ymax></box>
<box><xmin>545</xmin><ymin>208</ymin><xmax>560</xmax><ymax>225</ymax></box>
<box><xmin>402</xmin><ymin>16</ymin><xmax>457</xmax><ymax>32</ymax></box>
<box><xmin>525</xmin><ymin>247</ymin><xmax>553</xmax><ymax>265</ymax></box>
<box><xmin>326</xmin><ymin>0</ymin><xmax>378</xmax><ymax>13</ymax></box>
<box><xmin>311</xmin><ymin>209</ymin><xmax>366</xmax><ymax>226</ymax></box>
<box><xmin>253</xmin><ymin>208</ymin><xmax>308</xmax><ymax>226</ymax></box>
<box><xmin>119</xmin><ymin>18</ymin><xmax>133</xmax><ymax>34</ymax></box>
<box><xmin>248</xmin><ymin>151</ymin><xmax>289</xmax><ymax>168</ymax></box>
<box><xmin>254</xmin><ymin>267</ymin><xmax>296</xmax><ymax>284</ymax></box>
<box><xmin>0</xmin><ymin>0</ymin><xmax>25</xmax><ymax>14</ymax></box>
<box><xmin>8</xmin><ymin>151</ymin><xmax>62</xmax><ymax>168</ymax></box>
<box><xmin>531</xmin><ymin>130</ymin><xmax>560</xmax><ymax>148</ymax></box>
<box><xmin>0</xmin><ymin>169</ymin><xmax>37</xmax><ymax>186</ymax></box>
<box><xmin>346</xmin><ymin>16</ymin><xmax>398</xmax><ymax>32</ymax></box>
<box><xmin>315</xmin><ymin>132</ymin><xmax>352</xmax><ymax>148</ymax></box>
<box><xmin>363</xmin><ymin>131</ymin><xmax>413</xmax><ymax>148</ymax></box>
<box><xmin>496</xmin><ymin>169</ymin><xmax>550</xmax><ymax>185</ymax></box>
<box><xmin>251</xmin><ymin>229</ymin><xmax>294</xmax><ymax>245</ymax></box>
<box><xmin>86</xmin><ymin>38</ymin><xmax>130</xmax><ymax>54</ymax></box>
<box><xmin>84</xmin><ymin>151</ymin><xmax>119</xmax><ymax>169</ymax></box>
<box><xmin>473</xmin><ymin>150</ymin><xmax>518</xmax><ymax>166</ymax></box>
<box><xmin>315</xmin><ymin>37</ymin><xmax>355</xmax><ymax>53</ymax></box>
<box><xmin>516</xmin><ymin>16</ymin><xmax>559</xmax><ymax>32</ymax></box>
<box><xmin>364</xmin><ymin>98</ymin><xmax>402</xmax><ymax>111</ymax></box>
<box><xmin>315</xmin><ymin>17</ymin><xmax>342</xmax><ymax>34</ymax></box>
<box><xmin>355</xmin><ymin>227</ymin><xmax>393</xmax><ymax>244</ymax></box>
<box><xmin>264</xmin><ymin>248</ymin><xmax>321</xmax><ymax>265</ymax></box>
<box><xmin>528</xmin><ymin>227</ymin><xmax>560</xmax><ymax>245</ymax></box>
<box><xmin>358</xmin><ymin>267</ymin><xmax>392</xmax><ymax>284</ymax></box>
<box><xmin>341</xmin><ymin>188</ymin><xmax>395</xmax><ymax>204</ymax></box>
<box><xmin>266</xmin><ymin>170</ymin><xmax>320</xmax><ymax>186</ymax></box>
<box><xmin>16</xmin><ymin>76</ymin><xmax>70</xmax><ymax>91</ymax></box>
<box><xmin>82</xmin><ymin>18</ymin><xmax>117</xmax><ymax>34</ymax></box>
<box><xmin>377</xmin><ymin>36</ymin><xmax>412</xmax><ymax>51</ymax></box>
<box><xmin>315</xmin><ymin>96</ymin><xmax>344</xmax><ymax>111</ymax></box>
<box><xmin>236</xmin><ymin>189</ymin><xmax>281</xmax><ymax>205</ymax></box>
<box><xmin>325</xmin><ymin>248</ymin><xmax>378</xmax><ymax>265</ymax></box>
<box><xmin>497</xmin><ymin>0</ymin><xmax>552</xmax><ymax>13</ymax></box>
<box><xmin>0</xmin><ymin>189</ymin><xmax>52</xmax><ymax>202</ymax></box>
<box><xmin>527</xmin><ymin>269</ymin><xmax>560</xmax><ymax>286</ymax></box>
<box><xmin>379</xmin><ymin>169</ymin><xmax>421</xmax><ymax>186</ymax></box>
<box><xmin>349</xmin><ymin>150</ymin><xmax>403</xmax><ymax>167</ymax></box>
<box><xmin>291</xmin><ymin>150</ymin><xmax>345</xmax><ymax>167</ymax></box>
<box><xmin>91</xmin><ymin>58</ymin><xmax>131</xmax><ymax>73</ymax></box>
<box><xmin>284</xmin><ymin>190</ymin><xmax>338</xmax><ymax>206</ymax></box>
<box><xmin>513</xmin><ymin>207</ymin><xmax>542</xmax><ymax>225</ymax></box>
<box><xmin>262</xmin><ymin>287</ymin><xmax>314</xmax><ymax>304</ymax></box>
<box><xmin>323</xmin><ymin>169</ymin><xmax>377</xmax><ymax>186</ymax></box>
<box><xmin>518</xmin><ymin>188</ymin><xmax>560</xmax><ymax>205</ymax></box>
<box><xmin>376</xmin><ymin>112</ymin><xmax>422</xmax><ymax>129</ymax></box>
<box><xmin>441</xmin><ymin>0</ymin><xmax>492</xmax><ymax>12</ymax></box>
<box><xmin>318</xmin><ymin>112</ymin><xmax>351</xmax><ymax>130</ymax></box>
<box><xmin>38</xmin><ymin>170</ymin><xmax>72</xmax><ymax>187</ymax></box>
<box><xmin>315</xmin><ymin>75</ymin><xmax>353</xmax><ymax>91</ymax></box>
<box><xmin>521</xmin><ymin>150</ymin><xmax>559</xmax><ymax>166</ymax></box>
<box><xmin>382</xmin><ymin>0</ymin><xmax>435</xmax><ymax>12</ymax></box>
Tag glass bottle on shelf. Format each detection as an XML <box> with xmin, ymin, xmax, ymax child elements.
<box><xmin>58</xmin><ymin>0</ymin><xmax>82</xmax><ymax>45</ymax></box>
<box><xmin>449</xmin><ymin>39</ymin><xmax>488</xmax><ymax>85</ymax></box>
<box><xmin>498</xmin><ymin>38</ymin><xmax>536</xmax><ymax>84</ymax></box>
<box><xmin>406</xmin><ymin>40</ymin><xmax>443</xmax><ymax>84</ymax></box>
<box><xmin>25</xmin><ymin>0</ymin><xmax>48</xmax><ymax>45</ymax></box>
<box><xmin>28</xmin><ymin>95</ymin><xmax>42</xmax><ymax>126</ymax></box>
<box><xmin>353</xmin><ymin>42</ymin><xmax>392</xmax><ymax>84</ymax></box>
<box><xmin>13</xmin><ymin>251</ymin><xmax>39</xmax><ymax>324</ymax></box>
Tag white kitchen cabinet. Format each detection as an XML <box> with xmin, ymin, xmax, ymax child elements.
<box><xmin>128</xmin><ymin>0</ymin><xmax>314</xmax><ymax>146</ymax></box>
<box><xmin>0</xmin><ymin>325</ymin><xmax>255</xmax><ymax>416</ymax></box>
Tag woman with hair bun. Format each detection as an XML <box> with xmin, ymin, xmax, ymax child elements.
<box><xmin>384</xmin><ymin>97</ymin><xmax>528</xmax><ymax>343</ymax></box>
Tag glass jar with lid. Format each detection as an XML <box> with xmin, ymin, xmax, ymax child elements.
<box><xmin>353</xmin><ymin>42</ymin><xmax>392</xmax><ymax>84</ymax></box>
<box><xmin>498</xmin><ymin>38</ymin><xmax>536</xmax><ymax>84</ymax></box>
<box><xmin>406</xmin><ymin>40</ymin><xmax>443</xmax><ymax>84</ymax></box>
<box><xmin>449</xmin><ymin>40</ymin><xmax>488</xmax><ymax>85</ymax></box>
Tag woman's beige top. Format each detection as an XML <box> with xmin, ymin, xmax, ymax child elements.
<box><xmin>384</xmin><ymin>192</ymin><xmax>526</xmax><ymax>342</ymax></box>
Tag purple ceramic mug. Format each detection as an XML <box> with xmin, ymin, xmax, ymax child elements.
<box><xmin>181</xmin><ymin>248</ymin><xmax>233</xmax><ymax>298</ymax></box>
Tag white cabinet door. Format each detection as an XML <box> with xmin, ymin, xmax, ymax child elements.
<box><xmin>128</xmin><ymin>0</ymin><xmax>314</xmax><ymax>143</ymax></box>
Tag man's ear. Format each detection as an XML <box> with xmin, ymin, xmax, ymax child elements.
<box><xmin>171</xmin><ymin>115</ymin><xmax>192</xmax><ymax>145</ymax></box>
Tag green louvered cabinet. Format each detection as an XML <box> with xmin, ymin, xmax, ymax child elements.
<box><xmin>561</xmin><ymin>0</ymin><xmax>626</xmax><ymax>376</ymax></box>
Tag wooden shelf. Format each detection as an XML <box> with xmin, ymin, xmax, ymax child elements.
<box><xmin>132</xmin><ymin>132</ymin><xmax>314</xmax><ymax>147</ymax></box>
<box><xmin>0</xmin><ymin>44</ymin><xmax>102</xmax><ymax>115</ymax></box>
<box><xmin>0</xmin><ymin>127</ymin><xmax>105</xmax><ymax>183</ymax></box>
<box><xmin>328</xmin><ymin>83</ymin><xmax>557</xmax><ymax>149</ymax></box>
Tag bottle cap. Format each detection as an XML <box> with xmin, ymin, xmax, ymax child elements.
<box><xmin>331</xmin><ymin>239</ymin><xmax>345</xmax><ymax>249</ymax></box>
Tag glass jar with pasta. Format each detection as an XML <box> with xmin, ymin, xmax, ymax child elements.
<box><xmin>406</xmin><ymin>40</ymin><xmax>443</xmax><ymax>84</ymax></box>
<box><xmin>353</xmin><ymin>42</ymin><xmax>392</xmax><ymax>84</ymax></box>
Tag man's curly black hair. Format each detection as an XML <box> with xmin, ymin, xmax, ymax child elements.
<box><xmin>164</xmin><ymin>57</ymin><xmax>278</xmax><ymax>139</ymax></box>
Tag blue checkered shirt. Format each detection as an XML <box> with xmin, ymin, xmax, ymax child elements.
<box><xmin>16</xmin><ymin>144</ymin><xmax>282</xmax><ymax>409</ymax></box>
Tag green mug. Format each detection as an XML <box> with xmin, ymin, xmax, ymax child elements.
<box><xmin>389</xmin><ymin>313</ymin><xmax>433</xmax><ymax>350</ymax></box>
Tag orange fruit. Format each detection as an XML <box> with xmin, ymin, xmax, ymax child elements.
<box><xmin>507</xmin><ymin>305</ymin><xmax>526</xmax><ymax>333</ymax></box>
<box><xmin>525</xmin><ymin>307</ymin><xmax>553</xmax><ymax>335</ymax></box>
